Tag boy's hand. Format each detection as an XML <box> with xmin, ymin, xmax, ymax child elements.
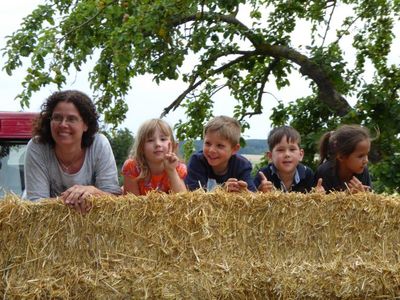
<box><xmin>258</xmin><ymin>171</ymin><xmax>273</xmax><ymax>192</ymax></box>
<box><xmin>314</xmin><ymin>178</ymin><xmax>325</xmax><ymax>194</ymax></box>
<box><xmin>225</xmin><ymin>178</ymin><xmax>248</xmax><ymax>192</ymax></box>
<box><xmin>348</xmin><ymin>176</ymin><xmax>370</xmax><ymax>193</ymax></box>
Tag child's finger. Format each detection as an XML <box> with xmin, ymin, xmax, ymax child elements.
<box><xmin>237</xmin><ymin>180</ymin><xmax>247</xmax><ymax>188</ymax></box>
<box><xmin>362</xmin><ymin>185</ymin><xmax>370</xmax><ymax>192</ymax></box>
<box><xmin>348</xmin><ymin>179</ymin><xmax>365</xmax><ymax>193</ymax></box>
<box><xmin>227</xmin><ymin>182</ymin><xmax>240</xmax><ymax>192</ymax></box>
<box><xmin>314</xmin><ymin>178</ymin><xmax>325</xmax><ymax>193</ymax></box>
<box><xmin>349</xmin><ymin>176</ymin><xmax>362</xmax><ymax>185</ymax></box>
<box><xmin>167</xmin><ymin>153</ymin><xmax>177</xmax><ymax>162</ymax></box>
<box><xmin>259</xmin><ymin>182</ymin><xmax>272</xmax><ymax>192</ymax></box>
<box><xmin>317</xmin><ymin>178</ymin><xmax>323</xmax><ymax>187</ymax></box>
<box><xmin>225</xmin><ymin>178</ymin><xmax>239</xmax><ymax>192</ymax></box>
<box><xmin>167</xmin><ymin>141</ymin><xmax>172</xmax><ymax>153</ymax></box>
<box><xmin>258</xmin><ymin>171</ymin><xmax>267</xmax><ymax>181</ymax></box>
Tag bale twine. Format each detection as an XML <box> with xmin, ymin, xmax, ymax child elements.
<box><xmin>1</xmin><ymin>191</ymin><xmax>400</xmax><ymax>299</ymax></box>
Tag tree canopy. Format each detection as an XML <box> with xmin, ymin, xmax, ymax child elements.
<box><xmin>2</xmin><ymin>0</ymin><xmax>400</xmax><ymax>192</ymax></box>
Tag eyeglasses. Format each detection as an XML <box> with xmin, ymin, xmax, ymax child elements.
<box><xmin>50</xmin><ymin>114</ymin><xmax>82</xmax><ymax>125</ymax></box>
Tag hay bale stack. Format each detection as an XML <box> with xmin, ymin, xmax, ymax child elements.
<box><xmin>1</xmin><ymin>191</ymin><xmax>400</xmax><ymax>299</ymax></box>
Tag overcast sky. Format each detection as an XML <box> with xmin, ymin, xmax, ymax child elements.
<box><xmin>0</xmin><ymin>1</ymin><xmax>318</xmax><ymax>139</ymax></box>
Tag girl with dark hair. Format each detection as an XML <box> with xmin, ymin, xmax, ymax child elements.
<box><xmin>315</xmin><ymin>124</ymin><xmax>372</xmax><ymax>193</ymax></box>
<box><xmin>25</xmin><ymin>90</ymin><xmax>121</xmax><ymax>212</ymax></box>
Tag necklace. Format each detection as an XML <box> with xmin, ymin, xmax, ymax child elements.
<box><xmin>56</xmin><ymin>149</ymin><xmax>84</xmax><ymax>172</ymax></box>
<box><xmin>58</xmin><ymin>159</ymin><xmax>74</xmax><ymax>171</ymax></box>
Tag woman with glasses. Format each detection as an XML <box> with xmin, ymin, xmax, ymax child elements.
<box><xmin>25</xmin><ymin>90</ymin><xmax>121</xmax><ymax>212</ymax></box>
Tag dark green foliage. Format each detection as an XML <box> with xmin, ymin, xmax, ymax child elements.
<box><xmin>102</xmin><ymin>127</ymin><xmax>134</xmax><ymax>184</ymax></box>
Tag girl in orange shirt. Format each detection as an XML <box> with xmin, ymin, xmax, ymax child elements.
<box><xmin>121</xmin><ymin>119</ymin><xmax>187</xmax><ymax>195</ymax></box>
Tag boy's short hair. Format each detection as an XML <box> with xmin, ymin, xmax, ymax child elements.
<box><xmin>203</xmin><ymin>116</ymin><xmax>241</xmax><ymax>146</ymax></box>
<box><xmin>268</xmin><ymin>126</ymin><xmax>301</xmax><ymax>150</ymax></box>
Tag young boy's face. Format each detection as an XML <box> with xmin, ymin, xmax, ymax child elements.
<box><xmin>267</xmin><ymin>136</ymin><xmax>304</xmax><ymax>176</ymax></box>
<box><xmin>203</xmin><ymin>131</ymin><xmax>240</xmax><ymax>174</ymax></box>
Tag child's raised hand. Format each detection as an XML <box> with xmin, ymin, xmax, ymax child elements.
<box><xmin>348</xmin><ymin>176</ymin><xmax>370</xmax><ymax>193</ymax></box>
<box><xmin>163</xmin><ymin>142</ymin><xmax>179</xmax><ymax>173</ymax></box>
<box><xmin>225</xmin><ymin>178</ymin><xmax>248</xmax><ymax>192</ymax></box>
<box><xmin>258</xmin><ymin>171</ymin><xmax>273</xmax><ymax>192</ymax></box>
<box><xmin>314</xmin><ymin>178</ymin><xmax>325</xmax><ymax>194</ymax></box>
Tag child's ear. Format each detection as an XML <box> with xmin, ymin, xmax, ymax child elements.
<box><xmin>337</xmin><ymin>154</ymin><xmax>345</xmax><ymax>162</ymax></box>
<box><xmin>232</xmin><ymin>143</ymin><xmax>240</xmax><ymax>154</ymax></box>
<box><xmin>299</xmin><ymin>148</ymin><xmax>304</xmax><ymax>161</ymax></box>
<box><xmin>267</xmin><ymin>151</ymin><xmax>272</xmax><ymax>160</ymax></box>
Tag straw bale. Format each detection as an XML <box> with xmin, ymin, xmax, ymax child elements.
<box><xmin>1</xmin><ymin>191</ymin><xmax>400</xmax><ymax>299</ymax></box>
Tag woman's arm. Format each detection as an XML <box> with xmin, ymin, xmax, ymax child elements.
<box><xmin>93</xmin><ymin>134</ymin><xmax>122</xmax><ymax>195</ymax></box>
<box><xmin>24</xmin><ymin>140</ymin><xmax>51</xmax><ymax>200</ymax></box>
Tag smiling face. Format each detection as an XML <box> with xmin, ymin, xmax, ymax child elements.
<box><xmin>143</xmin><ymin>127</ymin><xmax>172</xmax><ymax>164</ymax></box>
<box><xmin>50</xmin><ymin>101</ymin><xmax>88</xmax><ymax>148</ymax></box>
<box><xmin>338</xmin><ymin>138</ymin><xmax>370</xmax><ymax>176</ymax></box>
<box><xmin>267</xmin><ymin>136</ymin><xmax>304</xmax><ymax>176</ymax></box>
<box><xmin>203</xmin><ymin>131</ymin><xmax>240</xmax><ymax>174</ymax></box>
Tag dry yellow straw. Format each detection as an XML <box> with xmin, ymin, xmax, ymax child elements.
<box><xmin>1</xmin><ymin>191</ymin><xmax>400</xmax><ymax>299</ymax></box>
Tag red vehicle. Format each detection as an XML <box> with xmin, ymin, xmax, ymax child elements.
<box><xmin>0</xmin><ymin>112</ymin><xmax>37</xmax><ymax>197</ymax></box>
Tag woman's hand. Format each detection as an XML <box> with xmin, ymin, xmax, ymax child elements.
<box><xmin>61</xmin><ymin>185</ymin><xmax>100</xmax><ymax>213</ymax></box>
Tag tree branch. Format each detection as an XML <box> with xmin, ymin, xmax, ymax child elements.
<box><xmin>241</xmin><ymin>58</ymin><xmax>281</xmax><ymax>119</ymax></box>
<box><xmin>169</xmin><ymin>11</ymin><xmax>351</xmax><ymax>116</ymax></box>
<box><xmin>255</xmin><ymin>44</ymin><xmax>352</xmax><ymax>116</ymax></box>
<box><xmin>170</xmin><ymin>12</ymin><xmax>262</xmax><ymax>46</ymax></box>
<box><xmin>335</xmin><ymin>15</ymin><xmax>360</xmax><ymax>44</ymax></box>
<box><xmin>321</xmin><ymin>0</ymin><xmax>337</xmax><ymax>48</ymax></box>
<box><xmin>58</xmin><ymin>0</ymin><xmax>119</xmax><ymax>44</ymax></box>
<box><xmin>161</xmin><ymin>52</ymin><xmax>254</xmax><ymax>117</ymax></box>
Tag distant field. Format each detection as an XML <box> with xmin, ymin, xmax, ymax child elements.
<box><xmin>181</xmin><ymin>139</ymin><xmax>267</xmax><ymax>155</ymax></box>
<box><xmin>242</xmin><ymin>154</ymin><xmax>264</xmax><ymax>164</ymax></box>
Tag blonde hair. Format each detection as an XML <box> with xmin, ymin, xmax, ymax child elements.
<box><xmin>130</xmin><ymin>119</ymin><xmax>176</xmax><ymax>179</ymax></box>
<box><xmin>203</xmin><ymin>116</ymin><xmax>241</xmax><ymax>146</ymax></box>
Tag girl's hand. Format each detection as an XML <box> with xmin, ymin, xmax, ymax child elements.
<box><xmin>314</xmin><ymin>178</ymin><xmax>325</xmax><ymax>194</ymax></box>
<box><xmin>163</xmin><ymin>143</ymin><xmax>179</xmax><ymax>173</ymax></box>
<box><xmin>257</xmin><ymin>171</ymin><xmax>273</xmax><ymax>192</ymax></box>
<box><xmin>348</xmin><ymin>176</ymin><xmax>370</xmax><ymax>193</ymax></box>
<box><xmin>225</xmin><ymin>178</ymin><xmax>248</xmax><ymax>192</ymax></box>
<box><xmin>164</xmin><ymin>153</ymin><xmax>179</xmax><ymax>171</ymax></box>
